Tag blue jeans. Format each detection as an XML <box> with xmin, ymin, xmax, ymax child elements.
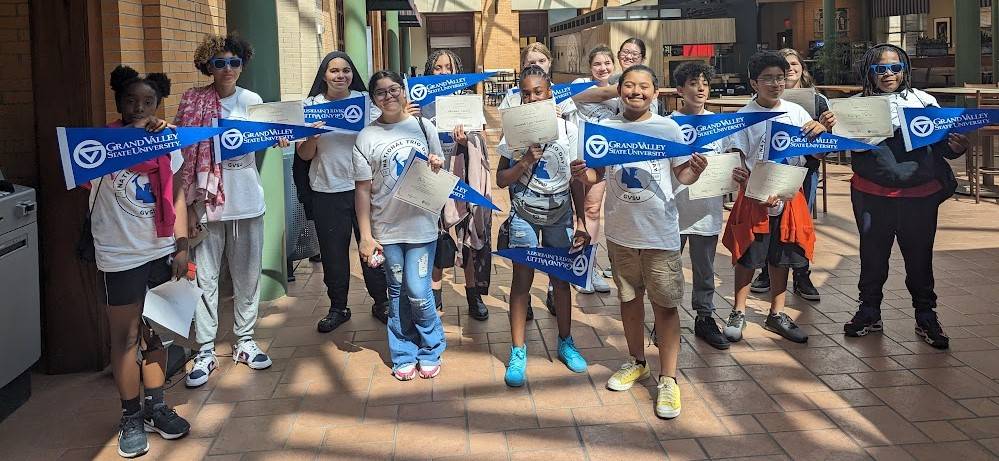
<box><xmin>507</xmin><ymin>211</ymin><xmax>573</xmax><ymax>249</ymax></box>
<box><xmin>382</xmin><ymin>241</ymin><xmax>446</xmax><ymax>368</ymax></box>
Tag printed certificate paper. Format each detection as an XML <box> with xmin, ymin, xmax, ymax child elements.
<box><xmin>435</xmin><ymin>94</ymin><xmax>486</xmax><ymax>132</ymax></box>
<box><xmin>247</xmin><ymin>100</ymin><xmax>305</xmax><ymax>125</ymax></box>
<box><xmin>393</xmin><ymin>158</ymin><xmax>460</xmax><ymax>214</ymax></box>
<box><xmin>830</xmin><ymin>96</ymin><xmax>893</xmax><ymax>139</ymax></box>
<box><xmin>687</xmin><ymin>152</ymin><xmax>741</xmax><ymax>200</ymax></box>
<box><xmin>745</xmin><ymin>161</ymin><xmax>808</xmax><ymax>201</ymax></box>
<box><xmin>500</xmin><ymin>99</ymin><xmax>558</xmax><ymax>150</ymax></box>
<box><xmin>782</xmin><ymin>88</ymin><xmax>817</xmax><ymax>117</ymax></box>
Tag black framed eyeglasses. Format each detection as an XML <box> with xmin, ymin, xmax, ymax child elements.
<box><xmin>373</xmin><ymin>85</ymin><xmax>404</xmax><ymax>99</ymax></box>
<box><xmin>210</xmin><ymin>57</ymin><xmax>243</xmax><ymax>70</ymax></box>
<box><xmin>870</xmin><ymin>63</ymin><xmax>905</xmax><ymax>75</ymax></box>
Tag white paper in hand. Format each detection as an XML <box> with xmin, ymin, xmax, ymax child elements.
<box><xmin>143</xmin><ymin>279</ymin><xmax>202</xmax><ymax>339</ymax></box>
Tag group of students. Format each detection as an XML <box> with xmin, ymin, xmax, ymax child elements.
<box><xmin>89</xmin><ymin>30</ymin><xmax>969</xmax><ymax>458</ymax></box>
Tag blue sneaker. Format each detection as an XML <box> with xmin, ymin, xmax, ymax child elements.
<box><xmin>558</xmin><ymin>335</ymin><xmax>588</xmax><ymax>373</ymax></box>
<box><xmin>504</xmin><ymin>345</ymin><xmax>527</xmax><ymax>387</ymax></box>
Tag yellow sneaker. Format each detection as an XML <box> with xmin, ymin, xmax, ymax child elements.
<box><xmin>606</xmin><ymin>358</ymin><xmax>650</xmax><ymax>391</ymax></box>
<box><xmin>655</xmin><ymin>376</ymin><xmax>681</xmax><ymax>419</ymax></box>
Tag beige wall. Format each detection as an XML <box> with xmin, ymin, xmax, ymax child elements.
<box><xmin>277</xmin><ymin>0</ymin><xmax>327</xmax><ymax>100</ymax></box>
<box><xmin>410</xmin><ymin>26</ymin><xmax>429</xmax><ymax>73</ymax></box>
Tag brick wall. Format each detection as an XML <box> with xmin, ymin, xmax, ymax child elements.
<box><xmin>0</xmin><ymin>0</ymin><xmax>34</xmax><ymax>185</ymax></box>
<box><xmin>101</xmin><ymin>0</ymin><xmax>225</xmax><ymax>123</ymax></box>
<box><xmin>277</xmin><ymin>0</ymin><xmax>330</xmax><ymax>100</ymax></box>
<box><xmin>476</xmin><ymin>0</ymin><xmax>521</xmax><ymax>72</ymax></box>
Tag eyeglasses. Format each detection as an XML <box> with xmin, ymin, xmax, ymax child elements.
<box><xmin>373</xmin><ymin>85</ymin><xmax>403</xmax><ymax>99</ymax></box>
<box><xmin>755</xmin><ymin>75</ymin><xmax>787</xmax><ymax>86</ymax></box>
<box><xmin>618</xmin><ymin>50</ymin><xmax>643</xmax><ymax>59</ymax></box>
<box><xmin>870</xmin><ymin>63</ymin><xmax>905</xmax><ymax>75</ymax></box>
<box><xmin>210</xmin><ymin>57</ymin><xmax>243</xmax><ymax>70</ymax></box>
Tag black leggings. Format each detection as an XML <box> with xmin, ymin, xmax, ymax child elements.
<box><xmin>852</xmin><ymin>188</ymin><xmax>939</xmax><ymax>313</ymax></box>
<box><xmin>312</xmin><ymin>190</ymin><xmax>388</xmax><ymax>311</ymax></box>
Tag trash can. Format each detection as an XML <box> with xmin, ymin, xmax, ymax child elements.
<box><xmin>283</xmin><ymin>151</ymin><xmax>320</xmax><ymax>262</ymax></box>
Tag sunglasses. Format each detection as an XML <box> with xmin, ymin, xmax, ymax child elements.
<box><xmin>210</xmin><ymin>57</ymin><xmax>243</xmax><ymax>70</ymax></box>
<box><xmin>870</xmin><ymin>63</ymin><xmax>905</xmax><ymax>75</ymax></box>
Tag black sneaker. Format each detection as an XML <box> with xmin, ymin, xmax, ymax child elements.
<box><xmin>844</xmin><ymin>307</ymin><xmax>883</xmax><ymax>337</ymax></box>
<box><xmin>467</xmin><ymin>287</ymin><xmax>489</xmax><ymax>321</ymax></box>
<box><xmin>694</xmin><ymin>316</ymin><xmax>731</xmax><ymax>350</ymax></box>
<box><xmin>792</xmin><ymin>270</ymin><xmax>821</xmax><ymax>301</ymax></box>
<box><xmin>765</xmin><ymin>312</ymin><xmax>808</xmax><ymax>343</ymax></box>
<box><xmin>371</xmin><ymin>302</ymin><xmax>389</xmax><ymax>325</ymax></box>
<box><xmin>144</xmin><ymin>402</ymin><xmax>190</xmax><ymax>440</ymax></box>
<box><xmin>750</xmin><ymin>271</ymin><xmax>771</xmax><ymax>293</ymax></box>
<box><xmin>317</xmin><ymin>308</ymin><xmax>351</xmax><ymax>333</ymax></box>
<box><xmin>915</xmin><ymin>312</ymin><xmax>950</xmax><ymax>350</ymax></box>
<box><xmin>117</xmin><ymin>412</ymin><xmax>149</xmax><ymax>458</ymax></box>
<box><xmin>545</xmin><ymin>288</ymin><xmax>556</xmax><ymax>317</ymax></box>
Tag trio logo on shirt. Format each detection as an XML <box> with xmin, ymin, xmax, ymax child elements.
<box><xmin>73</xmin><ymin>140</ymin><xmax>107</xmax><ymax>169</ymax></box>
<box><xmin>527</xmin><ymin>143</ymin><xmax>570</xmax><ymax>193</ymax></box>
<box><xmin>611</xmin><ymin>161</ymin><xmax>661</xmax><ymax>204</ymax></box>
<box><xmin>112</xmin><ymin>170</ymin><xmax>156</xmax><ymax>218</ymax></box>
<box><xmin>584</xmin><ymin>135</ymin><xmax>609</xmax><ymax>159</ymax></box>
<box><xmin>379</xmin><ymin>138</ymin><xmax>427</xmax><ymax>187</ymax></box>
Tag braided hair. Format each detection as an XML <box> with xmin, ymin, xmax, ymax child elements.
<box><xmin>424</xmin><ymin>49</ymin><xmax>463</xmax><ymax>76</ymax></box>
<box><xmin>859</xmin><ymin>43</ymin><xmax>912</xmax><ymax>97</ymax></box>
<box><xmin>519</xmin><ymin>64</ymin><xmax>551</xmax><ymax>87</ymax></box>
<box><xmin>109</xmin><ymin>65</ymin><xmax>171</xmax><ymax>112</ymax></box>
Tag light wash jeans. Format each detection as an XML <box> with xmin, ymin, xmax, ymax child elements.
<box><xmin>382</xmin><ymin>241</ymin><xmax>446</xmax><ymax>369</ymax></box>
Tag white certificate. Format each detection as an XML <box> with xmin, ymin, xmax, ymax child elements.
<box><xmin>500</xmin><ymin>98</ymin><xmax>558</xmax><ymax>150</ymax></box>
<box><xmin>687</xmin><ymin>152</ymin><xmax>741</xmax><ymax>200</ymax></box>
<box><xmin>829</xmin><ymin>96</ymin><xmax>893</xmax><ymax>139</ymax></box>
<box><xmin>435</xmin><ymin>94</ymin><xmax>486</xmax><ymax>132</ymax></box>
<box><xmin>392</xmin><ymin>157</ymin><xmax>460</xmax><ymax>214</ymax></box>
<box><xmin>745</xmin><ymin>161</ymin><xmax>808</xmax><ymax>201</ymax></box>
<box><xmin>247</xmin><ymin>100</ymin><xmax>305</xmax><ymax>125</ymax></box>
<box><xmin>782</xmin><ymin>88</ymin><xmax>816</xmax><ymax>117</ymax></box>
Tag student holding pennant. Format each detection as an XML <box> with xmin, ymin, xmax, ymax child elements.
<box><xmin>844</xmin><ymin>44</ymin><xmax>970</xmax><ymax>349</ymax></box>
<box><xmin>571</xmin><ymin>65</ymin><xmax>707</xmax><ymax>419</ymax></box>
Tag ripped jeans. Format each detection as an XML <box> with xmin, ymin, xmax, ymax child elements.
<box><xmin>382</xmin><ymin>241</ymin><xmax>446</xmax><ymax>368</ymax></box>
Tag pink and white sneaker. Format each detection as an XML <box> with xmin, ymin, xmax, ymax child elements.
<box><xmin>393</xmin><ymin>363</ymin><xmax>418</xmax><ymax>381</ymax></box>
<box><xmin>419</xmin><ymin>363</ymin><xmax>441</xmax><ymax>379</ymax></box>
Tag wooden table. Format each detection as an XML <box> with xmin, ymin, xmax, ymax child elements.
<box><xmin>657</xmin><ymin>88</ymin><xmax>680</xmax><ymax>113</ymax></box>
<box><xmin>704</xmin><ymin>97</ymin><xmax>752</xmax><ymax>113</ymax></box>
<box><xmin>815</xmin><ymin>85</ymin><xmax>863</xmax><ymax>97</ymax></box>
<box><xmin>923</xmin><ymin>86</ymin><xmax>999</xmax><ymax>97</ymax></box>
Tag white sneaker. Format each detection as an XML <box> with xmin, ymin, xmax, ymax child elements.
<box><xmin>591</xmin><ymin>271</ymin><xmax>611</xmax><ymax>293</ymax></box>
<box><xmin>233</xmin><ymin>339</ymin><xmax>272</xmax><ymax>370</ymax></box>
<box><xmin>185</xmin><ymin>350</ymin><xmax>218</xmax><ymax>388</ymax></box>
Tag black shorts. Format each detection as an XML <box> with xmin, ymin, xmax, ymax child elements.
<box><xmin>99</xmin><ymin>256</ymin><xmax>172</xmax><ymax>306</ymax></box>
<box><xmin>736</xmin><ymin>214</ymin><xmax>809</xmax><ymax>270</ymax></box>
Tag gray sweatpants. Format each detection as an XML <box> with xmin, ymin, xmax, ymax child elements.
<box><xmin>680</xmin><ymin>234</ymin><xmax>719</xmax><ymax>318</ymax></box>
<box><xmin>194</xmin><ymin>216</ymin><xmax>263</xmax><ymax>352</ymax></box>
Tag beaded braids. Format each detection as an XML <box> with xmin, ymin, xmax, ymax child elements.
<box><xmin>109</xmin><ymin>65</ymin><xmax>171</xmax><ymax>112</ymax></box>
<box><xmin>859</xmin><ymin>43</ymin><xmax>913</xmax><ymax>97</ymax></box>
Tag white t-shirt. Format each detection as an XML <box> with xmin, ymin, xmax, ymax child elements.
<box><xmin>353</xmin><ymin>116</ymin><xmax>444</xmax><ymax>245</ymax></box>
<box><xmin>497</xmin><ymin>118</ymin><xmax>578</xmax><ymax>195</ymax></box>
<box><xmin>90</xmin><ymin>151</ymin><xmax>184</xmax><ymax>272</ymax></box>
<box><xmin>218</xmin><ymin>86</ymin><xmax>266</xmax><ymax>221</ymax></box>
<box><xmin>669</xmin><ymin>109</ymin><xmax>727</xmax><ymax>236</ymax></box>
<box><xmin>303</xmin><ymin>90</ymin><xmax>379</xmax><ymax>193</ymax></box>
<box><xmin>571</xmin><ymin>77</ymin><xmax>618</xmax><ymax>124</ymax></box>
<box><xmin>727</xmin><ymin>97</ymin><xmax>813</xmax><ymax>216</ymax></box>
<box><xmin>601</xmin><ymin>114</ymin><xmax>689</xmax><ymax>250</ymax></box>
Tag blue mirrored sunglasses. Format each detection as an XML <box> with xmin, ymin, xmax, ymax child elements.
<box><xmin>210</xmin><ymin>57</ymin><xmax>243</xmax><ymax>69</ymax></box>
<box><xmin>869</xmin><ymin>63</ymin><xmax>905</xmax><ymax>75</ymax></box>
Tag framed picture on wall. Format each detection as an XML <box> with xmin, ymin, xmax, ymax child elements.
<box><xmin>934</xmin><ymin>17</ymin><xmax>952</xmax><ymax>46</ymax></box>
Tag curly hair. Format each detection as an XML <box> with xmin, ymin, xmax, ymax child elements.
<box><xmin>109</xmin><ymin>65</ymin><xmax>171</xmax><ymax>112</ymax></box>
<box><xmin>673</xmin><ymin>61</ymin><xmax>715</xmax><ymax>87</ymax></box>
<box><xmin>194</xmin><ymin>33</ymin><xmax>254</xmax><ymax>76</ymax></box>
<box><xmin>424</xmin><ymin>49</ymin><xmax>463</xmax><ymax>75</ymax></box>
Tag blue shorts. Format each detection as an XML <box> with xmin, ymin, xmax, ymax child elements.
<box><xmin>507</xmin><ymin>210</ymin><xmax>573</xmax><ymax>249</ymax></box>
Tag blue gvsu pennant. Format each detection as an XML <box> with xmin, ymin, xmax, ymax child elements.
<box><xmin>303</xmin><ymin>94</ymin><xmax>369</xmax><ymax>132</ymax></box>
<box><xmin>670</xmin><ymin>112</ymin><xmax>781</xmax><ymax>147</ymax></box>
<box><xmin>901</xmin><ymin>107</ymin><xmax>999</xmax><ymax>151</ymax></box>
<box><xmin>405</xmin><ymin>72</ymin><xmax>496</xmax><ymax>106</ymax></box>
<box><xmin>213</xmin><ymin>119</ymin><xmax>328</xmax><ymax>161</ymax></box>
<box><xmin>764</xmin><ymin>121</ymin><xmax>877</xmax><ymax>162</ymax></box>
<box><xmin>56</xmin><ymin>126</ymin><xmax>223</xmax><ymax>189</ymax></box>
<box><xmin>512</xmin><ymin>81</ymin><xmax>596</xmax><ymax>104</ymax></box>
<box><xmin>495</xmin><ymin>245</ymin><xmax>596</xmax><ymax>290</ymax></box>
<box><xmin>411</xmin><ymin>150</ymin><xmax>501</xmax><ymax>211</ymax></box>
<box><xmin>581</xmin><ymin>122</ymin><xmax>708</xmax><ymax>168</ymax></box>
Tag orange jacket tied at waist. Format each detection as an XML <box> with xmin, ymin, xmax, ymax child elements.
<box><xmin>721</xmin><ymin>189</ymin><xmax>815</xmax><ymax>265</ymax></box>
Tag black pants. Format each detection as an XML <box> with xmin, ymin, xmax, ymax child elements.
<box><xmin>312</xmin><ymin>190</ymin><xmax>388</xmax><ymax>311</ymax></box>
<box><xmin>851</xmin><ymin>188</ymin><xmax>939</xmax><ymax>313</ymax></box>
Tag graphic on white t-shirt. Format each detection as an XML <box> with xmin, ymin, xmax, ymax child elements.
<box><xmin>112</xmin><ymin>170</ymin><xmax>157</xmax><ymax>218</ymax></box>
<box><xmin>223</xmin><ymin>153</ymin><xmax>255</xmax><ymax>171</ymax></box>
<box><xmin>529</xmin><ymin>143</ymin><xmax>570</xmax><ymax>193</ymax></box>
<box><xmin>378</xmin><ymin>137</ymin><xmax>426</xmax><ymax>188</ymax></box>
<box><xmin>610</xmin><ymin>161</ymin><xmax>663</xmax><ymax>204</ymax></box>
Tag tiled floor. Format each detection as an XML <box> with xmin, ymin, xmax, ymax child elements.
<box><xmin>5</xmin><ymin>109</ymin><xmax>999</xmax><ymax>460</ymax></box>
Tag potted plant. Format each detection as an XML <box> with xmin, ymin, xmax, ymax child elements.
<box><xmin>915</xmin><ymin>35</ymin><xmax>949</xmax><ymax>56</ymax></box>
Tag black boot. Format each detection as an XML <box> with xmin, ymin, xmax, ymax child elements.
<box><xmin>433</xmin><ymin>288</ymin><xmax>444</xmax><ymax>313</ymax></box>
<box><xmin>467</xmin><ymin>287</ymin><xmax>489</xmax><ymax>321</ymax></box>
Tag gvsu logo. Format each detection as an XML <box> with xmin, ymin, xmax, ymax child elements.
<box><xmin>909</xmin><ymin>116</ymin><xmax>935</xmax><ymax>138</ymax></box>
<box><xmin>585</xmin><ymin>135</ymin><xmax>609</xmax><ymax>159</ymax></box>
<box><xmin>220</xmin><ymin>129</ymin><xmax>244</xmax><ymax>150</ymax></box>
<box><xmin>571</xmin><ymin>253</ymin><xmax>589</xmax><ymax>277</ymax></box>
<box><xmin>770</xmin><ymin>131</ymin><xmax>792</xmax><ymax>152</ymax></box>
<box><xmin>680</xmin><ymin>124</ymin><xmax>698</xmax><ymax>145</ymax></box>
<box><xmin>343</xmin><ymin>105</ymin><xmax>363</xmax><ymax>124</ymax></box>
<box><xmin>73</xmin><ymin>140</ymin><xmax>107</xmax><ymax>169</ymax></box>
<box><xmin>408</xmin><ymin>84</ymin><xmax>428</xmax><ymax>102</ymax></box>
